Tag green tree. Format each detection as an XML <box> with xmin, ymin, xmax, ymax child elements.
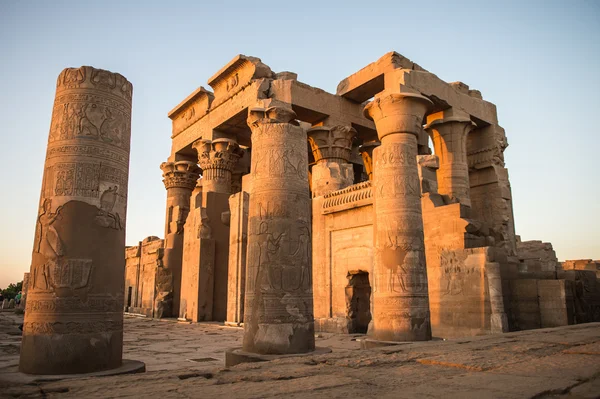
<box><xmin>1</xmin><ymin>281</ymin><xmax>23</xmax><ymax>300</ymax></box>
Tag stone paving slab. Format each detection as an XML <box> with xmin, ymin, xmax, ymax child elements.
<box><xmin>1</xmin><ymin>313</ymin><xmax>599</xmax><ymax>398</ymax></box>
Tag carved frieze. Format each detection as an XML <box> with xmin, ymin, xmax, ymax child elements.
<box><xmin>322</xmin><ymin>181</ymin><xmax>373</xmax><ymax>214</ymax></box>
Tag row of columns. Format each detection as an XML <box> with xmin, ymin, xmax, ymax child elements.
<box><xmin>160</xmin><ymin>139</ymin><xmax>243</xmax><ymax>319</ymax></box>
<box><xmin>162</xmin><ymin>92</ymin><xmax>476</xmax><ymax>354</ymax></box>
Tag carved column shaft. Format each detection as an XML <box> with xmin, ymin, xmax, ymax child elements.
<box><xmin>243</xmin><ymin>102</ymin><xmax>314</xmax><ymax>354</ymax></box>
<box><xmin>365</xmin><ymin>91</ymin><xmax>432</xmax><ymax>342</ymax></box>
<box><xmin>194</xmin><ymin>138</ymin><xmax>243</xmax><ymax>194</ymax></box>
<box><xmin>21</xmin><ymin>66</ymin><xmax>133</xmax><ymax>374</ymax></box>
<box><xmin>160</xmin><ymin>161</ymin><xmax>200</xmax><ymax>317</ymax></box>
<box><xmin>425</xmin><ymin>110</ymin><xmax>475</xmax><ymax>206</ymax></box>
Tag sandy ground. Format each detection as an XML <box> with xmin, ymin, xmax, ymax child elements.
<box><xmin>1</xmin><ymin>312</ymin><xmax>599</xmax><ymax>398</ymax></box>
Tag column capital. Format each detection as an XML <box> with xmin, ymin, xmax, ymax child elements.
<box><xmin>424</xmin><ymin>108</ymin><xmax>475</xmax><ymax>131</ymax></box>
<box><xmin>193</xmin><ymin>138</ymin><xmax>243</xmax><ymax>173</ymax></box>
<box><xmin>160</xmin><ymin>161</ymin><xmax>200</xmax><ymax>191</ymax></box>
<box><xmin>307</xmin><ymin>125</ymin><xmax>356</xmax><ymax>164</ymax></box>
<box><xmin>247</xmin><ymin>99</ymin><xmax>298</xmax><ymax>127</ymax></box>
<box><xmin>358</xmin><ymin>141</ymin><xmax>380</xmax><ymax>181</ymax></box>
<box><xmin>424</xmin><ymin>108</ymin><xmax>475</xmax><ymax>207</ymax></box>
<box><xmin>364</xmin><ymin>91</ymin><xmax>433</xmax><ymax>140</ymax></box>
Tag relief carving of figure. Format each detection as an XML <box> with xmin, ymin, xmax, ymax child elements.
<box><xmin>78</xmin><ymin>104</ymin><xmax>99</xmax><ymax>137</ymax></box>
<box><xmin>95</xmin><ymin>186</ymin><xmax>122</xmax><ymax>230</ymax></box>
<box><xmin>32</xmin><ymin>199</ymin><xmax>64</xmax><ymax>290</ymax></box>
<box><xmin>91</xmin><ymin>68</ymin><xmax>116</xmax><ymax>89</ymax></box>
<box><xmin>62</xmin><ymin>68</ymin><xmax>85</xmax><ymax>88</ymax></box>
<box><xmin>197</xmin><ymin>208</ymin><xmax>212</xmax><ymax>239</ymax></box>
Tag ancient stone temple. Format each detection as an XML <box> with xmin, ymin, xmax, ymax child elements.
<box><xmin>22</xmin><ymin>66</ymin><xmax>133</xmax><ymax>374</ymax></box>
<box><xmin>126</xmin><ymin>52</ymin><xmax>600</xmax><ymax>345</ymax></box>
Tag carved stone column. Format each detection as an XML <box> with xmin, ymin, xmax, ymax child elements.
<box><xmin>358</xmin><ymin>141</ymin><xmax>380</xmax><ymax>181</ymax></box>
<box><xmin>364</xmin><ymin>91</ymin><xmax>433</xmax><ymax>342</ymax></box>
<box><xmin>425</xmin><ymin>109</ymin><xmax>475</xmax><ymax>206</ymax></box>
<box><xmin>194</xmin><ymin>138</ymin><xmax>243</xmax><ymax>194</ymax></box>
<box><xmin>307</xmin><ymin>125</ymin><xmax>356</xmax><ymax>197</ymax></box>
<box><xmin>243</xmin><ymin>100</ymin><xmax>314</xmax><ymax>354</ymax></box>
<box><xmin>160</xmin><ymin>161</ymin><xmax>200</xmax><ymax>317</ymax></box>
<box><xmin>21</xmin><ymin>66</ymin><xmax>133</xmax><ymax>374</ymax></box>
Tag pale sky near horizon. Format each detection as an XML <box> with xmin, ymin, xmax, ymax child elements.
<box><xmin>0</xmin><ymin>0</ymin><xmax>598</xmax><ymax>289</ymax></box>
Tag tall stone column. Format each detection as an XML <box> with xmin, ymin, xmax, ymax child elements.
<box><xmin>160</xmin><ymin>161</ymin><xmax>200</xmax><ymax>317</ymax></box>
<box><xmin>194</xmin><ymin>138</ymin><xmax>243</xmax><ymax>195</ymax></box>
<box><xmin>424</xmin><ymin>109</ymin><xmax>475</xmax><ymax>206</ymax></box>
<box><xmin>21</xmin><ymin>66</ymin><xmax>133</xmax><ymax>374</ymax></box>
<box><xmin>243</xmin><ymin>100</ymin><xmax>314</xmax><ymax>354</ymax></box>
<box><xmin>358</xmin><ymin>141</ymin><xmax>380</xmax><ymax>181</ymax></box>
<box><xmin>364</xmin><ymin>91</ymin><xmax>433</xmax><ymax>342</ymax></box>
<box><xmin>307</xmin><ymin>125</ymin><xmax>356</xmax><ymax>197</ymax></box>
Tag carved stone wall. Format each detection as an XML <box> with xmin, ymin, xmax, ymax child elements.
<box><xmin>21</xmin><ymin>66</ymin><xmax>132</xmax><ymax>375</ymax></box>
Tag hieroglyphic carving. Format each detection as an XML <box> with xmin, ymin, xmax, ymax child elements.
<box><xmin>364</xmin><ymin>91</ymin><xmax>432</xmax><ymax>342</ymax></box>
<box><xmin>26</xmin><ymin>295</ymin><xmax>122</xmax><ymax>313</ymax></box>
<box><xmin>49</xmin><ymin>94</ymin><xmax>131</xmax><ymax>151</ymax></box>
<box><xmin>23</xmin><ymin>319</ymin><xmax>123</xmax><ymax>335</ymax></box>
<box><xmin>243</xmin><ymin>100</ymin><xmax>314</xmax><ymax>354</ymax></box>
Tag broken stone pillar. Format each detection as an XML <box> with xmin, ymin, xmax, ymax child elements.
<box><xmin>21</xmin><ymin>272</ymin><xmax>30</xmax><ymax>310</ymax></box>
<box><xmin>21</xmin><ymin>66</ymin><xmax>133</xmax><ymax>374</ymax></box>
<box><xmin>195</xmin><ymin>138</ymin><xmax>243</xmax><ymax>195</ymax></box>
<box><xmin>160</xmin><ymin>161</ymin><xmax>200</xmax><ymax>317</ymax></box>
<box><xmin>243</xmin><ymin>101</ymin><xmax>314</xmax><ymax>354</ymax></box>
<box><xmin>307</xmin><ymin>125</ymin><xmax>356</xmax><ymax>197</ymax></box>
<box><xmin>364</xmin><ymin>91</ymin><xmax>433</xmax><ymax>342</ymax></box>
<box><xmin>425</xmin><ymin>109</ymin><xmax>475</xmax><ymax>206</ymax></box>
<box><xmin>226</xmin><ymin>190</ymin><xmax>249</xmax><ymax>326</ymax></box>
<box><xmin>180</xmin><ymin>205</ymin><xmax>216</xmax><ymax>321</ymax></box>
<box><xmin>358</xmin><ymin>141</ymin><xmax>380</xmax><ymax>181</ymax></box>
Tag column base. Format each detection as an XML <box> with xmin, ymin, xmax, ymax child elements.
<box><xmin>225</xmin><ymin>347</ymin><xmax>332</xmax><ymax>367</ymax></box>
<box><xmin>0</xmin><ymin>359</ymin><xmax>145</xmax><ymax>384</ymax></box>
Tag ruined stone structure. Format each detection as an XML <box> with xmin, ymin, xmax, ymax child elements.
<box><xmin>124</xmin><ymin>237</ymin><xmax>167</xmax><ymax>317</ymax></box>
<box><xmin>126</xmin><ymin>52</ymin><xmax>600</xmax><ymax>347</ymax></box>
<box><xmin>22</xmin><ymin>66</ymin><xmax>133</xmax><ymax>374</ymax></box>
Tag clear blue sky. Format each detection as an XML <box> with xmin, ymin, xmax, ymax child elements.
<box><xmin>1</xmin><ymin>0</ymin><xmax>598</xmax><ymax>288</ymax></box>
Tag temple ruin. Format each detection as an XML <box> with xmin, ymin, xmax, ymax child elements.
<box><xmin>124</xmin><ymin>52</ymin><xmax>600</xmax><ymax>345</ymax></box>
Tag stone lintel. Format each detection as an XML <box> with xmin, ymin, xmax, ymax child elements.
<box><xmin>171</xmin><ymin>75</ymin><xmax>376</xmax><ymax>158</ymax></box>
<box><xmin>336</xmin><ymin>51</ymin><xmax>428</xmax><ymax>102</ymax></box>
<box><xmin>170</xmin><ymin>79</ymin><xmax>268</xmax><ymax>157</ymax></box>
<box><xmin>168</xmin><ymin>86</ymin><xmax>214</xmax><ymax>119</ymax></box>
<box><xmin>168</xmin><ymin>87</ymin><xmax>215</xmax><ymax>138</ymax></box>
<box><xmin>207</xmin><ymin>54</ymin><xmax>273</xmax><ymax>108</ymax></box>
<box><xmin>386</xmin><ymin>69</ymin><xmax>498</xmax><ymax>125</ymax></box>
<box><xmin>270</xmin><ymin>79</ymin><xmax>376</xmax><ymax>139</ymax></box>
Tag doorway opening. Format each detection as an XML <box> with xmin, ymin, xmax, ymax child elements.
<box><xmin>345</xmin><ymin>270</ymin><xmax>372</xmax><ymax>334</ymax></box>
<box><xmin>127</xmin><ymin>286</ymin><xmax>133</xmax><ymax>308</ymax></box>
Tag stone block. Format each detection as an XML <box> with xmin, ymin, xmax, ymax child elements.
<box><xmin>538</xmin><ymin>280</ymin><xmax>574</xmax><ymax>327</ymax></box>
<box><xmin>510</xmin><ymin>280</ymin><xmax>541</xmax><ymax>331</ymax></box>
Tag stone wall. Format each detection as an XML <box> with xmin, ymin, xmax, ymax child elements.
<box><xmin>123</xmin><ymin>236</ymin><xmax>164</xmax><ymax>317</ymax></box>
<box><xmin>516</xmin><ymin>238</ymin><xmax>560</xmax><ymax>272</ymax></box>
